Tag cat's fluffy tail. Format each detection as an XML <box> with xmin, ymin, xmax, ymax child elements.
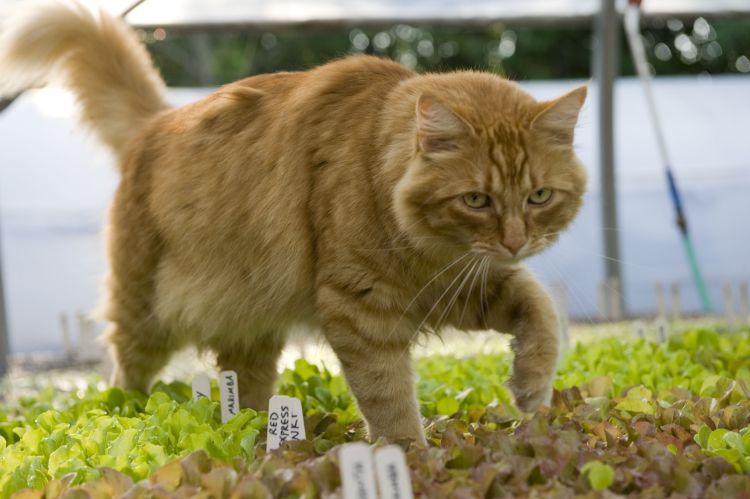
<box><xmin>0</xmin><ymin>0</ymin><xmax>169</xmax><ymax>156</ymax></box>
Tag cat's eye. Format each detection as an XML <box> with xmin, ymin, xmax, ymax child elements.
<box><xmin>528</xmin><ymin>188</ymin><xmax>553</xmax><ymax>206</ymax></box>
<box><xmin>462</xmin><ymin>192</ymin><xmax>491</xmax><ymax>209</ymax></box>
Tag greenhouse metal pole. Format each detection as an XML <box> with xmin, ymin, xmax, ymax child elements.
<box><xmin>594</xmin><ymin>0</ymin><xmax>625</xmax><ymax>320</ymax></box>
<box><xmin>0</xmin><ymin>221</ymin><xmax>8</xmax><ymax>376</ymax></box>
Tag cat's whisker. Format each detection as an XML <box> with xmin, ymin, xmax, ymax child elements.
<box><xmin>458</xmin><ymin>255</ymin><xmax>486</xmax><ymax>327</ymax></box>
<box><xmin>548</xmin><ymin>242</ymin><xmax>662</xmax><ymax>271</ymax></box>
<box><xmin>351</xmin><ymin>238</ymin><xmax>464</xmax><ymax>252</ymax></box>
<box><xmin>392</xmin><ymin>254</ymin><xmax>478</xmax><ymax>366</ymax></box>
<box><xmin>479</xmin><ymin>257</ymin><xmax>491</xmax><ymax>330</ymax></box>
<box><xmin>413</xmin><ymin>256</ymin><xmax>475</xmax><ymax>337</ymax></box>
<box><xmin>386</xmin><ymin>252</ymin><xmax>471</xmax><ymax>341</ymax></box>
<box><xmin>434</xmin><ymin>256</ymin><xmax>480</xmax><ymax>333</ymax></box>
<box><xmin>538</xmin><ymin>231</ymin><xmax>564</xmax><ymax>239</ymax></box>
<box><xmin>397</xmin><ymin>214</ymin><xmax>431</xmax><ymax>234</ymax></box>
<box><xmin>353</xmin><ymin>245</ymin><xmax>425</xmax><ymax>252</ymax></box>
<box><xmin>589</xmin><ymin>252</ymin><xmax>661</xmax><ymax>270</ymax></box>
<box><xmin>546</xmin><ymin>260</ymin><xmax>613</xmax><ymax>326</ymax></box>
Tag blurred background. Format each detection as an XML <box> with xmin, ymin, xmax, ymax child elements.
<box><xmin>0</xmin><ymin>0</ymin><xmax>748</xmax><ymax>357</ymax></box>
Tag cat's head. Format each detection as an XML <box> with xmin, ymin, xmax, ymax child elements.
<box><xmin>393</xmin><ymin>74</ymin><xmax>587</xmax><ymax>265</ymax></box>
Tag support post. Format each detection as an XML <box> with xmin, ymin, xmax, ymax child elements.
<box><xmin>670</xmin><ymin>281</ymin><xmax>681</xmax><ymax>321</ymax></box>
<box><xmin>655</xmin><ymin>281</ymin><xmax>666</xmax><ymax>319</ymax></box>
<box><xmin>594</xmin><ymin>0</ymin><xmax>625</xmax><ymax>320</ymax></box>
<box><xmin>723</xmin><ymin>281</ymin><xmax>735</xmax><ymax>325</ymax></box>
<box><xmin>1</xmin><ymin>97</ymin><xmax>21</xmax><ymax>378</ymax></box>
<box><xmin>0</xmin><ymin>225</ymin><xmax>9</xmax><ymax>376</ymax></box>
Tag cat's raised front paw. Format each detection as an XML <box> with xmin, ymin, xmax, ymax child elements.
<box><xmin>508</xmin><ymin>376</ymin><xmax>553</xmax><ymax>413</ymax></box>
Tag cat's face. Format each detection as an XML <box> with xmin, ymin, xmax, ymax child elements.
<box><xmin>394</xmin><ymin>79</ymin><xmax>587</xmax><ymax>265</ymax></box>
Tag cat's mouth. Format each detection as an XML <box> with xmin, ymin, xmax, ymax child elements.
<box><xmin>471</xmin><ymin>240</ymin><xmax>547</xmax><ymax>264</ymax></box>
<box><xmin>471</xmin><ymin>245</ymin><xmax>523</xmax><ymax>264</ymax></box>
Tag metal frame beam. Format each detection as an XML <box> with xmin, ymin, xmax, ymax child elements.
<box><xmin>594</xmin><ymin>0</ymin><xmax>625</xmax><ymax>320</ymax></box>
<box><xmin>0</xmin><ymin>217</ymin><xmax>8</xmax><ymax>376</ymax></box>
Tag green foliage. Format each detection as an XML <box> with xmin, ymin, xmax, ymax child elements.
<box><xmin>695</xmin><ymin>425</ymin><xmax>750</xmax><ymax>473</ymax></box>
<box><xmin>142</xmin><ymin>18</ymin><xmax>750</xmax><ymax>86</ymax></box>
<box><xmin>1</xmin><ymin>327</ymin><xmax>749</xmax><ymax>498</ymax></box>
<box><xmin>0</xmin><ymin>383</ymin><xmax>264</xmax><ymax>497</ymax></box>
<box><xmin>555</xmin><ymin>327</ymin><xmax>750</xmax><ymax>402</ymax></box>
<box><xmin>615</xmin><ymin>385</ymin><xmax>656</xmax><ymax>415</ymax></box>
<box><xmin>277</xmin><ymin>359</ymin><xmax>358</xmax><ymax>425</ymax></box>
<box><xmin>415</xmin><ymin>352</ymin><xmax>516</xmax><ymax>419</ymax></box>
<box><xmin>581</xmin><ymin>461</ymin><xmax>615</xmax><ymax>490</ymax></box>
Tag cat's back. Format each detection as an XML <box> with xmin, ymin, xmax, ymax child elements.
<box><xmin>145</xmin><ymin>55</ymin><xmax>412</xmax><ymax>168</ymax></box>
<box><xmin>284</xmin><ymin>56</ymin><xmax>415</xmax><ymax>144</ymax></box>
<box><xmin>129</xmin><ymin>56</ymin><xmax>414</xmax><ymax>337</ymax></box>
<box><xmin>241</xmin><ymin>55</ymin><xmax>413</xmax><ymax>103</ymax></box>
<box><xmin>144</xmin><ymin>55</ymin><xmax>415</xmax><ymax>240</ymax></box>
<box><xmin>184</xmin><ymin>55</ymin><xmax>413</xmax><ymax>125</ymax></box>
<box><xmin>198</xmin><ymin>55</ymin><xmax>414</xmax><ymax>142</ymax></box>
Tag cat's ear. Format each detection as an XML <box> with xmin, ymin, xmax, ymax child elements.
<box><xmin>416</xmin><ymin>94</ymin><xmax>469</xmax><ymax>154</ymax></box>
<box><xmin>532</xmin><ymin>85</ymin><xmax>587</xmax><ymax>145</ymax></box>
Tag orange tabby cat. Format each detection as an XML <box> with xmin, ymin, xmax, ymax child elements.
<box><xmin>0</xmin><ymin>2</ymin><xmax>587</xmax><ymax>444</ymax></box>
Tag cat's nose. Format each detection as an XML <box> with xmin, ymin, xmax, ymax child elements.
<box><xmin>501</xmin><ymin>235</ymin><xmax>527</xmax><ymax>256</ymax></box>
<box><xmin>501</xmin><ymin>218</ymin><xmax>527</xmax><ymax>256</ymax></box>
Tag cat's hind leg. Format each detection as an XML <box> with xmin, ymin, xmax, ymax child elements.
<box><xmin>213</xmin><ymin>334</ymin><xmax>286</xmax><ymax>410</ymax></box>
<box><xmin>104</xmin><ymin>179</ymin><xmax>173</xmax><ymax>393</ymax></box>
<box><xmin>104</xmin><ymin>257</ymin><xmax>173</xmax><ymax>392</ymax></box>
<box><xmin>104</xmin><ymin>255</ymin><xmax>173</xmax><ymax>392</ymax></box>
<box><xmin>107</xmin><ymin>320</ymin><xmax>173</xmax><ymax>392</ymax></box>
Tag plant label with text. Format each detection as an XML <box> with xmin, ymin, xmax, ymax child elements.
<box><xmin>375</xmin><ymin>445</ymin><xmax>413</xmax><ymax>499</ymax></box>
<box><xmin>266</xmin><ymin>395</ymin><xmax>306</xmax><ymax>451</ymax></box>
<box><xmin>219</xmin><ymin>370</ymin><xmax>239</xmax><ymax>423</ymax></box>
<box><xmin>191</xmin><ymin>373</ymin><xmax>211</xmax><ymax>401</ymax></box>
<box><xmin>339</xmin><ymin>442</ymin><xmax>378</xmax><ymax>499</ymax></box>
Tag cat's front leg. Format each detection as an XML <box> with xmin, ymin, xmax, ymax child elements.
<box><xmin>317</xmin><ymin>287</ymin><xmax>426</xmax><ymax>445</ymax></box>
<box><xmin>484</xmin><ymin>267</ymin><xmax>560</xmax><ymax>412</ymax></box>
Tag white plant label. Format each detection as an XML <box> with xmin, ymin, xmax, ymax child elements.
<box><xmin>633</xmin><ymin>321</ymin><xmax>646</xmax><ymax>339</ymax></box>
<box><xmin>656</xmin><ymin>320</ymin><xmax>668</xmax><ymax>343</ymax></box>
<box><xmin>374</xmin><ymin>445</ymin><xmax>414</xmax><ymax>499</ymax></box>
<box><xmin>191</xmin><ymin>373</ymin><xmax>211</xmax><ymax>401</ymax></box>
<box><xmin>339</xmin><ymin>442</ymin><xmax>378</xmax><ymax>499</ymax></box>
<box><xmin>219</xmin><ymin>370</ymin><xmax>239</xmax><ymax>423</ymax></box>
<box><xmin>288</xmin><ymin>396</ymin><xmax>306</xmax><ymax>441</ymax></box>
<box><xmin>266</xmin><ymin>395</ymin><xmax>306</xmax><ymax>451</ymax></box>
